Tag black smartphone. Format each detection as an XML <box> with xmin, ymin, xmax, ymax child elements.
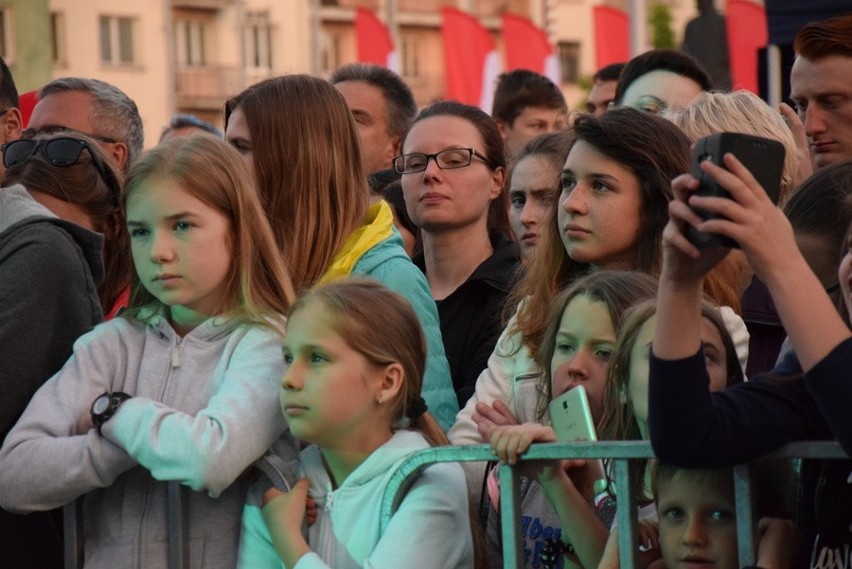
<box><xmin>685</xmin><ymin>132</ymin><xmax>786</xmax><ymax>249</ymax></box>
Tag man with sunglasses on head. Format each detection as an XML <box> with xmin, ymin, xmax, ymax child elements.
<box><xmin>0</xmin><ymin>133</ymin><xmax>112</xmax><ymax>568</ymax></box>
<box><xmin>0</xmin><ymin>57</ymin><xmax>22</xmax><ymax>180</ymax></box>
<box><xmin>25</xmin><ymin>77</ymin><xmax>143</xmax><ymax>172</ymax></box>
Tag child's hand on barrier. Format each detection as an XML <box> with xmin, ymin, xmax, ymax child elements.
<box><xmin>490</xmin><ymin>424</ymin><xmax>574</xmax><ymax>482</ymax></box>
<box><xmin>491</xmin><ymin>423</ymin><xmax>556</xmax><ymax>465</ymax></box>
<box><xmin>473</xmin><ymin>399</ymin><xmax>519</xmax><ymax>442</ymax></box>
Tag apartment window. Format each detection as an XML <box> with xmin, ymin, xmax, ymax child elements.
<box><xmin>558</xmin><ymin>41</ymin><xmax>580</xmax><ymax>83</ymax></box>
<box><xmin>0</xmin><ymin>8</ymin><xmax>13</xmax><ymax>62</ymax></box>
<box><xmin>399</xmin><ymin>34</ymin><xmax>420</xmax><ymax>79</ymax></box>
<box><xmin>320</xmin><ymin>30</ymin><xmax>342</xmax><ymax>74</ymax></box>
<box><xmin>100</xmin><ymin>15</ymin><xmax>136</xmax><ymax>65</ymax></box>
<box><xmin>50</xmin><ymin>12</ymin><xmax>67</xmax><ymax>66</ymax></box>
<box><xmin>175</xmin><ymin>18</ymin><xmax>207</xmax><ymax>67</ymax></box>
<box><xmin>244</xmin><ymin>12</ymin><xmax>272</xmax><ymax>70</ymax></box>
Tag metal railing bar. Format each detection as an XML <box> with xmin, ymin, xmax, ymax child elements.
<box><xmin>167</xmin><ymin>481</ymin><xmax>189</xmax><ymax>569</ymax></box>
<box><xmin>63</xmin><ymin>498</ymin><xmax>84</xmax><ymax>569</ymax></box>
<box><xmin>380</xmin><ymin>440</ymin><xmax>847</xmax><ymax>569</ymax></box>
<box><xmin>614</xmin><ymin>458</ymin><xmax>639</xmax><ymax>569</ymax></box>
<box><xmin>498</xmin><ymin>464</ymin><xmax>524</xmax><ymax>569</ymax></box>
<box><xmin>733</xmin><ymin>464</ymin><xmax>756</xmax><ymax>567</ymax></box>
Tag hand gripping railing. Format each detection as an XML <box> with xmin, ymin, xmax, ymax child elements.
<box><xmin>379</xmin><ymin>440</ymin><xmax>848</xmax><ymax>569</ymax></box>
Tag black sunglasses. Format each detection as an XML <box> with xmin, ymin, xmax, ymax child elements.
<box><xmin>2</xmin><ymin>137</ymin><xmax>115</xmax><ymax>185</ymax></box>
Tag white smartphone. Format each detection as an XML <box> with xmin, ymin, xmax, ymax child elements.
<box><xmin>548</xmin><ymin>385</ymin><xmax>597</xmax><ymax>442</ymax></box>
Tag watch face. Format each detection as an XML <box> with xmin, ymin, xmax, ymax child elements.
<box><xmin>92</xmin><ymin>395</ymin><xmax>111</xmax><ymax>415</ymax></box>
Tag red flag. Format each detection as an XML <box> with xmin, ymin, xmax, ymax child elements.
<box><xmin>442</xmin><ymin>7</ymin><xmax>501</xmax><ymax>111</ymax></box>
<box><xmin>592</xmin><ymin>6</ymin><xmax>630</xmax><ymax>70</ymax></box>
<box><xmin>502</xmin><ymin>13</ymin><xmax>561</xmax><ymax>85</ymax></box>
<box><xmin>18</xmin><ymin>90</ymin><xmax>39</xmax><ymax>129</ymax></box>
<box><xmin>726</xmin><ymin>0</ymin><xmax>767</xmax><ymax>93</ymax></box>
<box><xmin>355</xmin><ymin>7</ymin><xmax>398</xmax><ymax>72</ymax></box>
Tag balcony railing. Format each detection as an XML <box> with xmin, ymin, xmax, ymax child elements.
<box><xmin>170</xmin><ymin>0</ymin><xmax>233</xmax><ymax>10</ymax></box>
<box><xmin>175</xmin><ymin>65</ymin><xmax>242</xmax><ymax>110</ymax></box>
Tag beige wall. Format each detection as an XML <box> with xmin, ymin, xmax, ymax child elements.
<box><xmin>50</xmin><ymin>0</ymin><xmax>172</xmax><ymax>148</ymax></box>
<box><xmin>1</xmin><ymin>0</ymin><xmax>721</xmax><ymax>152</ymax></box>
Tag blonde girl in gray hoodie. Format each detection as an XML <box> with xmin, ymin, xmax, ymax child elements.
<box><xmin>0</xmin><ymin>135</ymin><xmax>297</xmax><ymax>569</ymax></box>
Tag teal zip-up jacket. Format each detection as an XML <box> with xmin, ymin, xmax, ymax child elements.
<box><xmin>322</xmin><ymin>201</ymin><xmax>458</xmax><ymax>431</ymax></box>
<box><xmin>238</xmin><ymin>429</ymin><xmax>474</xmax><ymax>569</ymax></box>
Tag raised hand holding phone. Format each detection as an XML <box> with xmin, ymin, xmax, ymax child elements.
<box><xmin>686</xmin><ymin>132</ymin><xmax>785</xmax><ymax>249</ymax></box>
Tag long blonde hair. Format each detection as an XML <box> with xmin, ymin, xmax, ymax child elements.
<box><xmin>225</xmin><ymin>75</ymin><xmax>369</xmax><ymax>292</ymax></box>
<box><xmin>122</xmin><ymin>135</ymin><xmax>294</xmax><ymax>329</ymax></box>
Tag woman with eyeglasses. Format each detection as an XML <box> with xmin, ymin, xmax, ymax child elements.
<box><xmin>398</xmin><ymin>101</ymin><xmax>522</xmax><ymax>408</ymax></box>
<box><xmin>0</xmin><ymin>132</ymin><xmax>125</xmax><ymax>569</ymax></box>
<box><xmin>224</xmin><ymin>74</ymin><xmax>458</xmax><ymax>431</ymax></box>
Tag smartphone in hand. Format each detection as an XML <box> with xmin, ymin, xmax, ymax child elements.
<box><xmin>686</xmin><ymin>132</ymin><xmax>786</xmax><ymax>249</ymax></box>
<box><xmin>548</xmin><ymin>385</ymin><xmax>597</xmax><ymax>442</ymax></box>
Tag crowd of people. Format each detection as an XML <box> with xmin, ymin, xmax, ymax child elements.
<box><xmin>0</xmin><ymin>11</ymin><xmax>850</xmax><ymax>569</ymax></box>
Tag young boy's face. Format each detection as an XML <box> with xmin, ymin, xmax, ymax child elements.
<box><xmin>499</xmin><ymin>106</ymin><xmax>566</xmax><ymax>161</ymax></box>
<box><xmin>657</xmin><ymin>471</ymin><xmax>739</xmax><ymax>569</ymax></box>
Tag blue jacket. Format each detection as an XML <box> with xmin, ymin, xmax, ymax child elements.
<box><xmin>318</xmin><ymin>201</ymin><xmax>457</xmax><ymax>430</ymax></box>
<box><xmin>348</xmin><ymin>205</ymin><xmax>458</xmax><ymax>431</ymax></box>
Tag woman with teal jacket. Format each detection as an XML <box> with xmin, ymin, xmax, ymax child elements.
<box><xmin>224</xmin><ymin>75</ymin><xmax>458</xmax><ymax>430</ymax></box>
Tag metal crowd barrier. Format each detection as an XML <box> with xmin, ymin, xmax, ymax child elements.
<box><xmin>64</xmin><ymin>440</ymin><xmax>847</xmax><ymax>569</ymax></box>
<box><xmin>379</xmin><ymin>440</ymin><xmax>849</xmax><ymax>569</ymax></box>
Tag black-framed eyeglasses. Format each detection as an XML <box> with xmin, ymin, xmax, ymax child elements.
<box><xmin>2</xmin><ymin>137</ymin><xmax>117</xmax><ymax>194</ymax></box>
<box><xmin>393</xmin><ymin>148</ymin><xmax>491</xmax><ymax>174</ymax></box>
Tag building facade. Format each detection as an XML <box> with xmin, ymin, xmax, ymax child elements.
<box><xmin>1</xmin><ymin>0</ymin><xmax>703</xmax><ymax>150</ymax></box>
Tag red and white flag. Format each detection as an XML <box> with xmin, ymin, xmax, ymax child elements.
<box><xmin>441</xmin><ymin>7</ymin><xmax>501</xmax><ymax>111</ymax></box>
<box><xmin>592</xmin><ymin>6</ymin><xmax>630</xmax><ymax>70</ymax></box>
<box><xmin>355</xmin><ymin>7</ymin><xmax>398</xmax><ymax>73</ymax></box>
<box><xmin>726</xmin><ymin>0</ymin><xmax>767</xmax><ymax>94</ymax></box>
<box><xmin>502</xmin><ymin>13</ymin><xmax>560</xmax><ymax>85</ymax></box>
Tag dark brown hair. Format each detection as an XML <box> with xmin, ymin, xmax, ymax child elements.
<box><xmin>506</xmin><ymin>107</ymin><xmax>690</xmax><ymax>357</ymax></box>
<box><xmin>613</xmin><ymin>49</ymin><xmax>712</xmax><ymax>106</ymax></box>
<box><xmin>491</xmin><ymin>69</ymin><xmax>566</xmax><ymax>126</ymax></box>
<box><xmin>408</xmin><ymin>100</ymin><xmax>512</xmax><ymax>239</ymax></box>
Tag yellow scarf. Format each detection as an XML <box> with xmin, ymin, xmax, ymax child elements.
<box><xmin>318</xmin><ymin>200</ymin><xmax>395</xmax><ymax>284</ymax></box>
